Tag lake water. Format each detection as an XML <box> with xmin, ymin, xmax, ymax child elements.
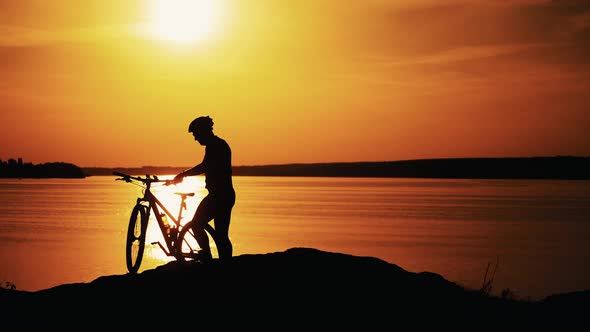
<box><xmin>0</xmin><ymin>176</ymin><xmax>589</xmax><ymax>300</ymax></box>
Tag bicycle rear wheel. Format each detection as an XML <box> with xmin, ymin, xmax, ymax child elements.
<box><xmin>126</xmin><ymin>204</ymin><xmax>148</xmax><ymax>273</ymax></box>
<box><xmin>174</xmin><ymin>221</ymin><xmax>219</xmax><ymax>262</ymax></box>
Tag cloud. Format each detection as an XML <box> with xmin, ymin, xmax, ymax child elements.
<box><xmin>379</xmin><ymin>43</ymin><xmax>547</xmax><ymax>67</ymax></box>
<box><xmin>332</xmin><ymin>0</ymin><xmax>590</xmax><ymax>71</ymax></box>
<box><xmin>0</xmin><ymin>24</ymin><xmax>139</xmax><ymax>47</ymax></box>
<box><xmin>0</xmin><ymin>0</ymin><xmax>141</xmax><ymax>47</ymax></box>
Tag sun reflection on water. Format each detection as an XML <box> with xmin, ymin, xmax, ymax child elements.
<box><xmin>142</xmin><ymin>175</ymin><xmax>207</xmax><ymax>264</ymax></box>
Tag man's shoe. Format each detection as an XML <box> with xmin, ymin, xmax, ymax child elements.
<box><xmin>194</xmin><ymin>249</ymin><xmax>213</xmax><ymax>262</ymax></box>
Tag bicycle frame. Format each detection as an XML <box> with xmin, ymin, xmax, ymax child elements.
<box><xmin>137</xmin><ymin>184</ymin><xmax>192</xmax><ymax>256</ymax></box>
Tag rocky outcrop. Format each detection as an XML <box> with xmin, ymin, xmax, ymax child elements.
<box><xmin>1</xmin><ymin>248</ymin><xmax>587</xmax><ymax>329</ymax></box>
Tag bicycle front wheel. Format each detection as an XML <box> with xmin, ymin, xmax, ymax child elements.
<box><xmin>126</xmin><ymin>204</ymin><xmax>148</xmax><ymax>273</ymax></box>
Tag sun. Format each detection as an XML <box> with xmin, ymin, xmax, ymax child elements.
<box><xmin>149</xmin><ymin>0</ymin><xmax>220</xmax><ymax>44</ymax></box>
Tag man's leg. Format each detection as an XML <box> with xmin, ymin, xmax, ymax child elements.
<box><xmin>214</xmin><ymin>210</ymin><xmax>232</xmax><ymax>260</ymax></box>
<box><xmin>192</xmin><ymin>195</ymin><xmax>214</xmax><ymax>259</ymax></box>
<box><xmin>214</xmin><ymin>193</ymin><xmax>235</xmax><ymax>260</ymax></box>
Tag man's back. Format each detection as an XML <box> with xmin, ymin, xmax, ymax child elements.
<box><xmin>203</xmin><ymin>135</ymin><xmax>233</xmax><ymax>193</ymax></box>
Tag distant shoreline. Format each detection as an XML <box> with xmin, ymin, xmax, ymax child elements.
<box><xmin>0</xmin><ymin>160</ymin><xmax>86</xmax><ymax>179</ymax></box>
<box><xmin>83</xmin><ymin>156</ymin><xmax>590</xmax><ymax>180</ymax></box>
<box><xmin>2</xmin><ymin>156</ymin><xmax>588</xmax><ymax>180</ymax></box>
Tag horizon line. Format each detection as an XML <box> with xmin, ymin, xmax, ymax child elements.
<box><xmin>79</xmin><ymin>155</ymin><xmax>589</xmax><ymax>169</ymax></box>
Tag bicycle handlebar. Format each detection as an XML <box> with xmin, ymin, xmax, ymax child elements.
<box><xmin>113</xmin><ymin>172</ymin><xmax>176</xmax><ymax>185</ymax></box>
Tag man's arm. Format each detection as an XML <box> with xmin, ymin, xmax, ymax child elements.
<box><xmin>174</xmin><ymin>163</ymin><xmax>205</xmax><ymax>183</ymax></box>
<box><xmin>182</xmin><ymin>163</ymin><xmax>205</xmax><ymax>177</ymax></box>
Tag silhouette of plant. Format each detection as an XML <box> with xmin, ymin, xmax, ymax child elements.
<box><xmin>1</xmin><ymin>274</ymin><xmax>16</xmax><ymax>290</ymax></box>
<box><xmin>480</xmin><ymin>256</ymin><xmax>499</xmax><ymax>295</ymax></box>
<box><xmin>501</xmin><ymin>287</ymin><xmax>515</xmax><ymax>300</ymax></box>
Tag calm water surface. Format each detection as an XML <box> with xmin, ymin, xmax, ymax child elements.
<box><xmin>0</xmin><ymin>176</ymin><xmax>589</xmax><ymax>299</ymax></box>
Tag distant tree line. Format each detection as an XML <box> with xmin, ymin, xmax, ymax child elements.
<box><xmin>83</xmin><ymin>166</ymin><xmax>186</xmax><ymax>177</ymax></box>
<box><xmin>0</xmin><ymin>158</ymin><xmax>86</xmax><ymax>178</ymax></box>
<box><xmin>3</xmin><ymin>156</ymin><xmax>588</xmax><ymax>179</ymax></box>
<box><xmin>82</xmin><ymin>156</ymin><xmax>590</xmax><ymax>180</ymax></box>
<box><xmin>230</xmin><ymin>156</ymin><xmax>590</xmax><ymax>179</ymax></box>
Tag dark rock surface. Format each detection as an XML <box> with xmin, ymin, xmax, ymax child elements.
<box><xmin>1</xmin><ymin>248</ymin><xmax>587</xmax><ymax>329</ymax></box>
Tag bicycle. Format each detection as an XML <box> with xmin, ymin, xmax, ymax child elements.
<box><xmin>113</xmin><ymin>171</ymin><xmax>220</xmax><ymax>273</ymax></box>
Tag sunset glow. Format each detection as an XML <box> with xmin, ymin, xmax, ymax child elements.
<box><xmin>0</xmin><ymin>1</ymin><xmax>589</xmax><ymax>167</ymax></box>
<box><xmin>148</xmin><ymin>0</ymin><xmax>220</xmax><ymax>44</ymax></box>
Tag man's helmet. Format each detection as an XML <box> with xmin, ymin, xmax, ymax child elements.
<box><xmin>188</xmin><ymin>116</ymin><xmax>214</xmax><ymax>133</ymax></box>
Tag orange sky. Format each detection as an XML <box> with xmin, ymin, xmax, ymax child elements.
<box><xmin>1</xmin><ymin>0</ymin><xmax>589</xmax><ymax>167</ymax></box>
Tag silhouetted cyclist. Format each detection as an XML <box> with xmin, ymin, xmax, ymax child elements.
<box><xmin>173</xmin><ymin>116</ymin><xmax>235</xmax><ymax>261</ymax></box>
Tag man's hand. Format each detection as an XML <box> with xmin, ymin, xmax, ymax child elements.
<box><xmin>173</xmin><ymin>172</ymin><xmax>186</xmax><ymax>183</ymax></box>
<box><xmin>165</xmin><ymin>173</ymin><xmax>184</xmax><ymax>186</ymax></box>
